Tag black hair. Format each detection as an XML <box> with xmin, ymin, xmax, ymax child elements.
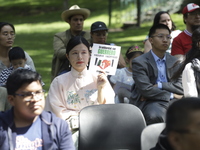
<box><xmin>0</xmin><ymin>22</ymin><xmax>15</xmax><ymax>33</ymax></box>
<box><xmin>172</xmin><ymin>27</ymin><xmax>200</xmax><ymax>82</ymax></box>
<box><xmin>9</xmin><ymin>47</ymin><xmax>26</xmax><ymax>61</ymax></box>
<box><xmin>125</xmin><ymin>46</ymin><xmax>143</xmax><ymax>60</ymax></box>
<box><xmin>66</xmin><ymin>36</ymin><xmax>90</xmax><ymax>54</ymax></box>
<box><xmin>148</xmin><ymin>24</ymin><xmax>171</xmax><ymax>38</ymax></box>
<box><xmin>152</xmin><ymin>11</ymin><xmax>176</xmax><ymax>31</ymax></box>
<box><xmin>6</xmin><ymin>69</ymin><xmax>42</xmax><ymax>95</ymax></box>
<box><xmin>166</xmin><ymin>97</ymin><xmax>200</xmax><ymax>133</ymax></box>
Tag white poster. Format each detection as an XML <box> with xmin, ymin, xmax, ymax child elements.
<box><xmin>89</xmin><ymin>43</ymin><xmax>121</xmax><ymax>75</ymax></box>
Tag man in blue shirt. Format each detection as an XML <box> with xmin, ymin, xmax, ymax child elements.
<box><xmin>131</xmin><ymin>24</ymin><xmax>183</xmax><ymax>125</ymax></box>
<box><xmin>0</xmin><ymin>69</ymin><xmax>75</xmax><ymax>150</ymax></box>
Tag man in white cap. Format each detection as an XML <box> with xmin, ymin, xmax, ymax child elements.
<box><xmin>51</xmin><ymin>5</ymin><xmax>91</xmax><ymax>80</ymax></box>
<box><xmin>171</xmin><ymin>3</ymin><xmax>200</xmax><ymax>61</ymax></box>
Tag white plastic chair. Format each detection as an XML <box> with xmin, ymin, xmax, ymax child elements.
<box><xmin>141</xmin><ymin>122</ymin><xmax>165</xmax><ymax>150</ymax></box>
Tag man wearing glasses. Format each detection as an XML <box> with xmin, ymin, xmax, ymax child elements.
<box><xmin>171</xmin><ymin>3</ymin><xmax>200</xmax><ymax>61</ymax></box>
<box><xmin>131</xmin><ymin>24</ymin><xmax>183</xmax><ymax>125</ymax></box>
<box><xmin>0</xmin><ymin>69</ymin><xmax>75</xmax><ymax>149</ymax></box>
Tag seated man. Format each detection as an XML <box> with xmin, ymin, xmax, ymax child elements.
<box><xmin>171</xmin><ymin>3</ymin><xmax>200</xmax><ymax>61</ymax></box>
<box><xmin>0</xmin><ymin>69</ymin><xmax>75</xmax><ymax>149</ymax></box>
<box><xmin>52</xmin><ymin>5</ymin><xmax>91</xmax><ymax>80</ymax></box>
<box><xmin>90</xmin><ymin>21</ymin><xmax>126</xmax><ymax>68</ymax></box>
<box><xmin>131</xmin><ymin>24</ymin><xmax>183</xmax><ymax>125</ymax></box>
<box><xmin>151</xmin><ymin>97</ymin><xmax>200</xmax><ymax>150</ymax></box>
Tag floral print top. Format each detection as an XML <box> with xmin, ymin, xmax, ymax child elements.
<box><xmin>45</xmin><ymin>67</ymin><xmax>115</xmax><ymax>120</ymax></box>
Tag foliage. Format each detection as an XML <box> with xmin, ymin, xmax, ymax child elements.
<box><xmin>0</xmin><ymin>0</ymin><xmax>185</xmax><ymax>91</ymax></box>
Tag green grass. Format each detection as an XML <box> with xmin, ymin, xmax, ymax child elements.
<box><xmin>0</xmin><ymin>0</ymin><xmax>185</xmax><ymax>91</ymax></box>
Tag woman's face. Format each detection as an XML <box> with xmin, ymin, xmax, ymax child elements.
<box><xmin>159</xmin><ymin>13</ymin><xmax>172</xmax><ymax>30</ymax></box>
<box><xmin>0</xmin><ymin>25</ymin><xmax>15</xmax><ymax>48</ymax></box>
<box><xmin>66</xmin><ymin>43</ymin><xmax>90</xmax><ymax>72</ymax></box>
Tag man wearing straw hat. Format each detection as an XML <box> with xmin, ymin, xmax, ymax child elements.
<box><xmin>51</xmin><ymin>5</ymin><xmax>91</xmax><ymax>80</ymax></box>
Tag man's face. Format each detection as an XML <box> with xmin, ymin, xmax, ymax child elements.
<box><xmin>91</xmin><ymin>30</ymin><xmax>108</xmax><ymax>44</ymax></box>
<box><xmin>169</xmin><ymin>110</ymin><xmax>200</xmax><ymax>150</ymax></box>
<box><xmin>184</xmin><ymin>9</ymin><xmax>200</xmax><ymax>27</ymax></box>
<box><xmin>149</xmin><ymin>28</ymin><xmax>171</xmax><ymax>52</ymax></box>
<box><xmin>68</xmin><ymin>15</ymin><xmax>84</xmax><ymax>32</ymax></box>
<box><xmin>8</xmin><ymin>81</ymin><xmax>45</xmax><ymax>120</ymax></box>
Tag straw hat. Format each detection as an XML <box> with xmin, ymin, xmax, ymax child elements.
<box><xmin>61</xmin><ymin>5</ymin><xmax>90</xmax><ymax>23</ymax></box>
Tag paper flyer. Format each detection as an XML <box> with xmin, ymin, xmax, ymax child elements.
<box><xmin>89</xmin><ymin>43</ymin><xmax>121</xmax><ymax>75</ymax></box>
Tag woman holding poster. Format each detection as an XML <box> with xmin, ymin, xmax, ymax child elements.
<box><xmin>45</xmin><ymin>36</ymin><xmax>114</xmax><ymax>129</ymax></box>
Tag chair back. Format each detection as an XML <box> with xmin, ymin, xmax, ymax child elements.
<box><xmin>141</xmin><ymin>122</ymin><xmax>166</xmax><ymax>150</ymax></box>
<box><xmin>78</xmin><ymin>104</ymin><xmax>146</xmax><ymax>150</ymax></box>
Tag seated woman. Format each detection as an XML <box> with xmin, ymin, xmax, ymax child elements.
<box><xmin>143</xmin><ymin>11</ymin><xmax>181</xmax><ymax>54</ymax></box>
<box><xmin>45</xmin><ymin>36</ymin><xmax>115</xmax><ymax>125</ymax></box>
<box><xmin>0</xmin><ymin>22</ymin><xmax>36</xmax><ymax>111</ymax></box>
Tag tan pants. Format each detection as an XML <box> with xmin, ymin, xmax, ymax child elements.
<box><xmin>0</xmin><ymin>87</ymin><xmax>11</xmax><ymax>111</ymax></box>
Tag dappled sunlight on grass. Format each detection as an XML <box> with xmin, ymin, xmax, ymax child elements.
<box><xmin>15</xmin><ymin>22</ymin><xmax>69</xmax><ymax>33</ymax></box>
<box><xmin>1</xmin><ymin>0</ymin><xmax>187</xmax><ymax>91</ymax></box>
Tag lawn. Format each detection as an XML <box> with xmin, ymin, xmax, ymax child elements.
<box><xmin>0</xmin><ymin>0</ymin><xmax>185</xmax><ymax>91</ymax></box>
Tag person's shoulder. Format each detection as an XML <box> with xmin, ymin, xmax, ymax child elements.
<box><xmin>54</xmin><ymin>30</ymin><xmax>69</xmax><ymax>36</ymax></box>
<box><xmin>53</xmin><ymin>72</ymin><xmax>70</xmax><ymax>82</ymax></box>
<box><xmin>171</xmin><ymin>30</ymin><xmax>182</xmax><ymax>38</ymax></box>
<box><xmin>0</xmin><ymin>109</ymin><xmax>13</xmax><ymax>126</ymax></box>
<box><xmin>166</xmin><ymin>53</ymin><xmax>178</xmax><ymax>61</ymax></box>
<box><xmin>41</xmin><ymin>111</ymin><xmax>67</xmax><ymax>125</ymax></box>
<box><xmin>173</xmin><ymin>30</ymin><xmax>184</xmax><ymax>38</ymax></box>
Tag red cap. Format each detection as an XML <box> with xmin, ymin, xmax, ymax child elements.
<box><xmin>182</xmin><ymin>3</ymin><xmax>200</xmax><ymax>14</ymax></box>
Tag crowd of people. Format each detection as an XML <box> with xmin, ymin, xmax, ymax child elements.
<box><xmin>0</xmin><ymin>2</ymin><xmax>200</xmax><ymax>150</ymax></box>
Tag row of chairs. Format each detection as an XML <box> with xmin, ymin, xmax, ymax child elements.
<box><xmin>78</xmin><ymin>104</ymin><xmax>165</xmax><ymax>150</ymax></box>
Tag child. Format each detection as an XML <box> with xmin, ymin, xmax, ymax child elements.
<box><xmin>0</xmin><ymin>46</ymin><xmax>32</xmax><ymax>86</ymax></box>
<box><xmin>109</xmin><ymin>46</ymin><xmax>143</xmax><ymax>103</ymax></box>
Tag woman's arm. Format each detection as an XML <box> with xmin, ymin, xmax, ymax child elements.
<box><xmin>182</xmin><ymin>63</ymin><xmax>198</xmax><ymax>97</ymax></box>
<box><xmin>97</xmin><ymin>72</ymin><xmax>107</xmax><ymax>104</ymax></box>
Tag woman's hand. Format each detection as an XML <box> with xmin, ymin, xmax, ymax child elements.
<box><xmin>97</xmin><ymin>71</ymin><xmax>107</xmax><ymax>89</ymax></box>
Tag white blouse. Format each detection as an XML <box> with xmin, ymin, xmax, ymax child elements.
<box><xmin>182</xmin><ymin>62</ymin><xmax>198</xmax><ymax>97</ymax></box>
<box><xmin>45</xmin><ymin>67</ymin><xmax>115</xmax><ymax>120</ymax></box>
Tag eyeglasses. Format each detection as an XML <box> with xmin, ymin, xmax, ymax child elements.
<box><xmin>93</xmin><ymin>32</ymin><xmax>108</xmax><ymax>37</ymax></box>
<box><xmin>14</xmin><ymin>90</ymin><xmax>45</xmax><ymax>102</ymax></box>
<box><xmin>151</xmin><ymin>34</ymin><xmax>172</xmax><ymax>40</ymax></box>
<box><xmin>188</xmin><ymin>11</ymin><xmax>200</xmax><ymax>16</ymax></box>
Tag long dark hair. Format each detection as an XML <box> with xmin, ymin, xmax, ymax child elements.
<box><xmin>152</xmin><ymin>11</ymin><xmax>176</xmax><ymax>31</ymax></box>
<box><xmin>172</xmin><ymin>27</ymin><xmax>200</xmax><ymax>91</ymax></box>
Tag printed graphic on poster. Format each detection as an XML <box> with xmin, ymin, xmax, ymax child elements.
<box><xmin>89</xmin><ymin>43</ymin><xmax>121</xmax><ymax>75</ymax></box>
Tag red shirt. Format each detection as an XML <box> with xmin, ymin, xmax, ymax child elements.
<box><xmin>171</xmin><ymin>30</ymin><xmax>192</xmax><ymax>55</ymax></box>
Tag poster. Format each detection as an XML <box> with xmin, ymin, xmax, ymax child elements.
<box><xmin>89</xmin><ymin>43</ymin><xmax>121</xmax><ymax>75</ymax></box>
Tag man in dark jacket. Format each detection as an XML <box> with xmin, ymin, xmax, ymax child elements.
<box><xmin>0</xmin><ymin>69</ymin><xmax>75</xmax><ymax>150</ymax></box>
<box><xmin>151</xmin><ymin>97</ymin><xmax>200</xmax><ymax>150</ymax></box>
